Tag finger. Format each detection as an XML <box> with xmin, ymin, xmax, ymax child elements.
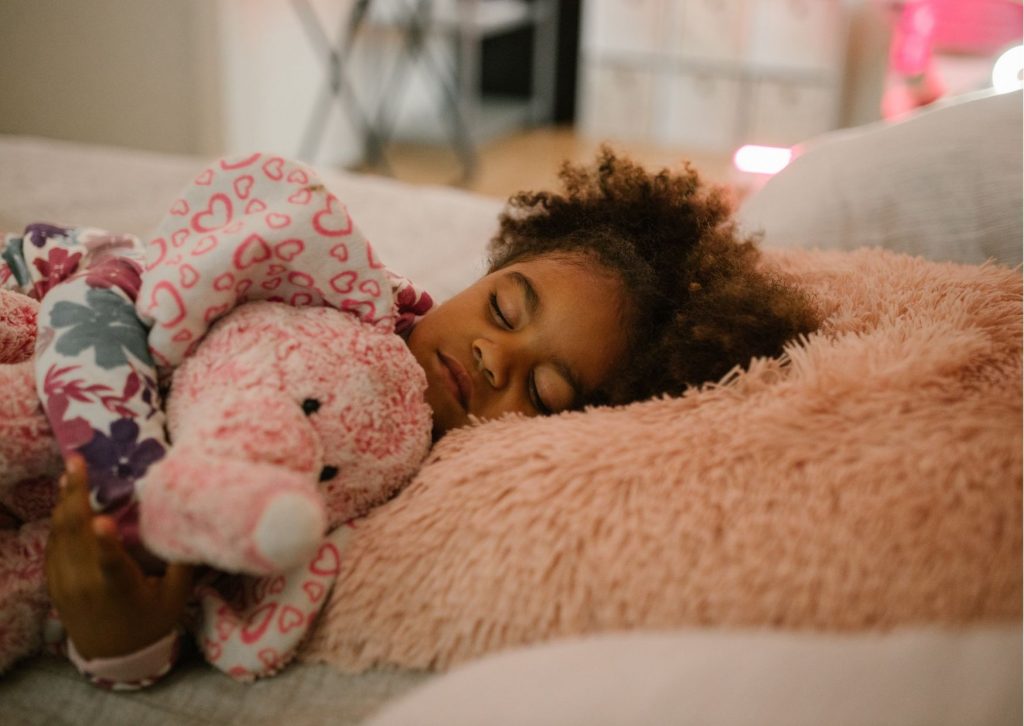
<box><xmin>92</xmin><ymin>516</ymin><xmax>142</xmax><ymax>591</ymax></box>
<box><xmin>51</xmin><ymin>474</ymin><xmax>70</xmax><ymax>529</ymax></box>
<box><xmin>46</xmin><ymin>484</ymin><xmax>81</xmax><ymax>588</ymax></box>
<box><xmin>91</xmin><ymin>514</ymin><xmax>119</xmax><ymax>540</ymax></box>
<box><xmin>65</xmin><ymin>454</ymin><xmax>88</xmax><ymax>487</ymax></box>
<box><xmin>160</xmin><ymin>563</ymin><xmax>195</xmax><ymax>612</ymax></box>
<box><xmin>45</xmin><ymin>521</ymin><xmax>82</xmax><ymax>606</ymax></box>
<box><xmin>54</xmin><ymin>456</ymin><xmax>92</xmax><ymax>534</ymax></box>
<box><xmin>57</xmin><ymin>454</ymin><xmax>87</xmax><ymax>502</ymax></box>
<box><xmin>44</xmin><ymin>528</ymin><xmax>62</xmax><ymax>600</ymax></box>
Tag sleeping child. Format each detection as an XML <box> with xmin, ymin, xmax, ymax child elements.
<box><xmin>9</xmin><ymin>148</ymin><xmax>819</xmax><ymax>687</ymax></box>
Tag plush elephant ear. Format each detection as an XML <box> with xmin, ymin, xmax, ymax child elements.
<box><xmin>0</xmin><ymin>288</ymin><xmax>39</xmax><ymax>364</ymax></box>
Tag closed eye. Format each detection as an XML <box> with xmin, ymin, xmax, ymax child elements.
<box><xmin>529</xmin><ymin>371</ymin><xmax>553</xmax><ymax>415</ymax></box>
<box><xmin>490</xmin><ymin>291</ymin><xmax>550</xmax><ymax>412</ymax></box>
<box><xmin>489</xmin><ymin>291</ymin><xmax>512</xmax><ymax>329</ymax></box>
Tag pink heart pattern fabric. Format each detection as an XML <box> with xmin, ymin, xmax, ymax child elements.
<box><xmin>196</xmin><ymin>536</ymin><xmax>346</xmax><ymax>681</ymax></box>
<box><xmin>138</xmin><ymin>154</ymin><xmax>397</xmax><ymax>369</ymax></box>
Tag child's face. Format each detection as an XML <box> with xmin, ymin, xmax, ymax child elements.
<box><xmin>407</xmin><ymin>253</ymin><xmax>629</xmax><ymax>438</ymax></box>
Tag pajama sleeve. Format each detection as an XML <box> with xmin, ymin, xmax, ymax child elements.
<box><xmin>37</xmin><ymin>258</ymin><xmax>180</xmax><ymax>689</ymax></box>
<box><xmin>5</xmin><ymin>223</ymin><xmax>168</xmax><ymax>549</ymax></box>
<box><xmin>6</xmin><ymin>224</ymin><xmax>178</xmax><ymax>688</ymax></box>
<box><xmin>33</xmin><ymin>248</ymin><xmax>168</xmax><ymax>552</ymax></box>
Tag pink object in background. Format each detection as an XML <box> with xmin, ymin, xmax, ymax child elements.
<box><xmin>890</xmin><ymin>0</ymin><xmax>937</xmax><ymax>77</ymax></box>
<box><xmin>883</xmin><ymin>0</ymin><xmax>1023</xmax><ymax>118</ymax></box>
<box><xmin>929</xmin><ymin>0</ymin><xmax>1023</xmax><ymax>54</ymax></box>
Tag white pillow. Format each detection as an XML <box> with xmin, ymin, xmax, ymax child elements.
<box><xmin>364</xmin><ymin>627</ymin><xmax>1022</xmax><ymax>726</ymax></box>
<box><xmin>737</xmin><ymin>90</ymin><xmax>1023</xmax><ymax>266</ymax></box>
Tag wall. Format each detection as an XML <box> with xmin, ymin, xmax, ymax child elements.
<box><xmin>0</xmin><ymin>0</ymin><xmax>222</xmax><ymax>156</ymax></box>
<box><xmin>0</xmin><ymin>0</ymin><xmax>451</xmax><ymax>165</ymax></box>
<box><xmin>0</xmin><ymin>0</ymin><xmax>890</xmax><ymax>160</ymax></box>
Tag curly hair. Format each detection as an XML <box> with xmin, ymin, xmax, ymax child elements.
<box><xmin>487</xmin><ymin>147</ymin><xmax>820</xmax><ymax>406</ymax></box>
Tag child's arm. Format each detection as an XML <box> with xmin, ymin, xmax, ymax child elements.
<box><xmin>46</xmin><ymin>456</ymin><xmax>193</xmax><ymax>688</ymax></box>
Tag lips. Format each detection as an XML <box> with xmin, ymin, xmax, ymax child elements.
<box><xmin>438</xmin><ymin>351</ymin><xmax>472</xmax><ymax>410</ymax></box>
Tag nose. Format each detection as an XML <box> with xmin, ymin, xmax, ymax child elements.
<box><xmin>472</xmin><ymin>338</ymin><xmax>511</xmax><ymax>389</ymax></box>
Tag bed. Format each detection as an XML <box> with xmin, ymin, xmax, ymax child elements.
<box><xmin>0</xmin><ymin>89</ymin><xmax>1020</xmax><ymax>726</ymax></box>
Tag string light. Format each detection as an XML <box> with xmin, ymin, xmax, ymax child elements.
<box><xmin>992</xmin><ymin>45</ymin><xmax>1024</xmax><ymax>93</ymax></box>
<box><xmin>732</xmin><ymin>145</ymin><xmax>793</xmax><ymax>175</ymax></box>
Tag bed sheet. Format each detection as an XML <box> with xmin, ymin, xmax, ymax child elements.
<box><xmin>0</xmin><ymin>650</ymin><xmax>430</xmax><ymax>726</ymax></box>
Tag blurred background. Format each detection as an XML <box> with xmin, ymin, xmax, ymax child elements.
<box><xmin>0</xmin><ymin>0</ymin><xmax>1020</xmax><ymax>199</ymax></box>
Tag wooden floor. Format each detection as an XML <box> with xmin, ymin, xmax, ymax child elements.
<box><xmin>353</xmin><ymin>125</ymin><xmax>739</xmax><ymax>202</ymax></box>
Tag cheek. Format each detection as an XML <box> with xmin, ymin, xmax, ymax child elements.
<box><xmin>405</xmin><ymin>325</ymin><xmax>437</xmax><ymax>380</ymax></box>
<box><xmin>474</xmin><ymin>389</ymin><xmax>535</xmax><ymax>421</ymax></box>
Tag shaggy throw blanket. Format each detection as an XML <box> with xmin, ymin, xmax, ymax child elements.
<box><xmin>300</xmin><ymin>247</ymin><xmax>1022</xmax><ymax>672</ymax></box>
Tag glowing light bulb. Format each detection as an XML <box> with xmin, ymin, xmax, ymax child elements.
<box><xmin>992</xmin><ymin>45</ymin><xmax>1024</xmax><ymax>94</ymax></box>
<box><xmin>732</xmin><ymin>145</ymin><xmax>793</xmax><ymax>175</ymax></box>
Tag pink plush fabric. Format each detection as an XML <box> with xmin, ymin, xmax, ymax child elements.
<box><xmin>0</xmin><ymin>361</ymin><xmax>62</xmax><ymax>496</ymax></box>
<box><xmin>301</xmin><ymin>248</ymin><xmax>1022</xmax><ymax>672</ymax></box>
<box><xmin>0</xmin><ymin>291</ymin><xmax>55</xmax><ymax>674</ymax></box>
<box><xmin>0</xmin><ymin>289</ymin><xmax>38</xmax><ymax>364</ymax></box>
<box><xmin>0</xmin><ymin>292</ymin><xmax>62</xmax><ymax>497</ymax></box>
<box><xmin>140</xmin><ymin>301</ymin><xmax>432</xmax><ymax>575</ymax></box>
<box><xmin>0</xmin><ymin>521</ymin><xmax>49</xmax><ymax>674</ymax></box>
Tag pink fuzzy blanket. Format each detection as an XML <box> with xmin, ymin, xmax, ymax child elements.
<box><xmin>301</xmin><ymin>247</ymin><xmax>1022</xmax><ymax>672</ymax></box>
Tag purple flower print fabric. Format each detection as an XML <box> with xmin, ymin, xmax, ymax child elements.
<box><xmin>2</xmin><ymin>225</ymin><xmax>166</xmax><ymax>548</ymax></box>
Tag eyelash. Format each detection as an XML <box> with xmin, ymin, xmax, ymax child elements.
<box><xmin>489</xmin><ymin>291</ymin><xmax>551</xmax><ymax>415</ymax></box>
<box><xmin>489</xmin><ymin>292</ymin><xmax>511</xmax><ymax>329</ymax></box>
<box><xmin>529</xmin><ymin>372</ymin><xmax>552</xmax><ymax>415</ymax></box>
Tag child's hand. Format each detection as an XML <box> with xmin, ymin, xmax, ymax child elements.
<box><xmin>45</xmin><ymin>455</ymin><xmax>194</xmax><ymax>660</ymax></box>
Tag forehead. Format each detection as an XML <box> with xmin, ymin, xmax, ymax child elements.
<box><xmin>496</xmin><ymin>255</ymin><xmax>628</xmax><ymax>391</ymax></box>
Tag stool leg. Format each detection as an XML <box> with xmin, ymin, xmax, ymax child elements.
<box><xmin>292</xmin><ymin>0</ymin><xmax>378</xmax><ymax>166</ymax></box>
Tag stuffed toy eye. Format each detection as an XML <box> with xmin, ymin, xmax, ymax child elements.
<box><xmin>319</xmin><ymin>466</ymin><xmax>338</xmax><ymax>481</ymax></box>
<box><xmin>301</xmin><ymin>398</ymin><xmax>321</xmax><ymax>415</ymax></box>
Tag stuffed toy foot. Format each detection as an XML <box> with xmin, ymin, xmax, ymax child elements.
<box><xmin>195</xmin><ymin>534</ymin><xmax>346</xmax><ymax>680</ymax></box>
